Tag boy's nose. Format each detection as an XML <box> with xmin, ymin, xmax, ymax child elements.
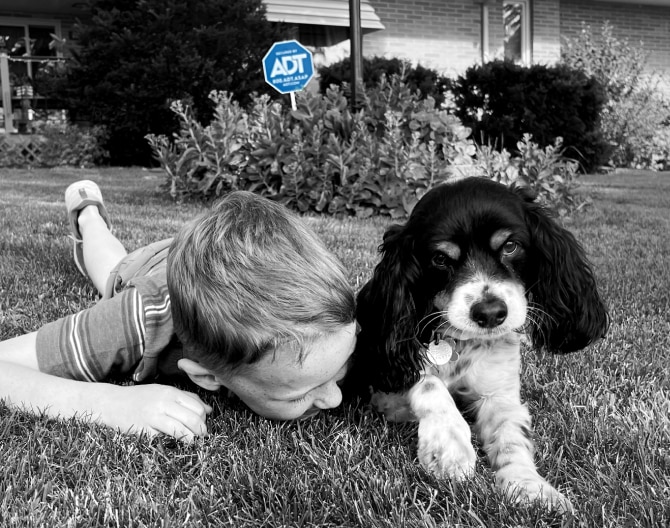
<box><xmin>313</xmin><ymin>381</ymin><xmax>343</xmax><ymax>410</ymax></box>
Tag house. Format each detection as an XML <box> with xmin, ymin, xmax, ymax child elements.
<box><xmin>361</xmin><ymin>0</ymin><xmax>670</xmax><ymax>80</ymax></box>
<box><xmin>2</xmin><ymin>0</ymin><xmax>670</xmax><ymax>134</ymax></box>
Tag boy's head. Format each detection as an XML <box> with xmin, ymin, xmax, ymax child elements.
<box><xmin>167</xmin><ymin>191</ymin><xmax>357</xmax><ymax>419</ymax></box>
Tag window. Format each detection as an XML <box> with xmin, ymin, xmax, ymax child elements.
<box><xmin>0</xmin><ymin>17</ymin><xmax>62</xmax><ymax>84</ymax></box>
<box><xmin>503</xmin><ymin>0</ymin><xmax>530</xmax><ymax>64</ymax></box>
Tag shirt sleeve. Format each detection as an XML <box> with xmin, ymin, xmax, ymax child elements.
<box><xmin>35</xmin><ymin>277</ymin><xmax>174</xmax><ymax>382</ymax></box>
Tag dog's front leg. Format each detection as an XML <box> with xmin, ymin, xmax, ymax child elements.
<box><xmin>408</xmin><ymin>375</ymin><xmax>476</xmax><ymax>481</ymax></box>
<box><xmin>473</xmin><ymin>396</ymin><xmax>573</xmax><ymax>513</ymax></box>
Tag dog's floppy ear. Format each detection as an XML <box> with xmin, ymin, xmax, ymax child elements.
<box><xmin>518</xmin><ymin>191</ymin><xmax>609</xmax><ymax>353</ymax></box>
<box><xmin>346</xmin><ymin>224</ymin><xmax>430</xmax><ymax>397</ymax></box>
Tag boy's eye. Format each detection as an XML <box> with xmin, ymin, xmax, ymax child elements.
<box><xmin>290</xmin><ymin>394</ymin><xmax>309</xmax><ymax>404</ymax></box>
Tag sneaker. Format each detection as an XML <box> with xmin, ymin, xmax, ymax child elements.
<box><xmin>64</xmin><ymin>180</ymin><xmax>112</xmax><ymax>277</ymax></box>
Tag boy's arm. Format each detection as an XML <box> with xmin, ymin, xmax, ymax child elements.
<box><xmin>0</xmin><ymin>332</ymin><xmax>212</xmax><ymax>441</ymax></box>
<box><xmin>0</xmin><ymin>331</ymin><xmax>39</xmax><ymax>368</ymax></box>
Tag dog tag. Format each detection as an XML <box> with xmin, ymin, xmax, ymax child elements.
<box><xmin>427</xmin><ymin>338</ymin><xmax>455</xmax><ymax>365</ymax></box>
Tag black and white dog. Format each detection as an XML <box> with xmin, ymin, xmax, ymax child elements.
<box><xmin>348</xmin><ymin>177</ymin><xmax>608</xmax><ymax>511</ymax></box>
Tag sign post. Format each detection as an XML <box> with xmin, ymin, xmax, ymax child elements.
<box><xmin>262</xmin><ymin>40</ymin><xmax>314</xmax><ymax>110</ymax></box>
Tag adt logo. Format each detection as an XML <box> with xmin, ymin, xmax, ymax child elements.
<box><xmin>262</xmin><ymin>40</ymin><xmax>314</xmax><ymax>94</ymax></box>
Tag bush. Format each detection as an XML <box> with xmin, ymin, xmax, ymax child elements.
<box><xmin>448</xmin><ymin>60</ymin><xmax>609</xmax><ymax>173</ymax></box>
<box><xmin>560</xmin><ymin>22</ymin><xmax>670</xmax><ymax>170</ymax></box>
<box><xmin>318</xmin><ymin>56</ymin><xmax>451</xmax><ymax>108</ymax></box>
<box><xmin>148</xmin><ymin>76</ymin><xmax>587</xmax><ymax>218</ymax></box>
<box><xmin>0</xmin><ymin>125</ymin><xmax>108</xmax><ymax>168</ymax></box>
<box><xmin>148</xmin><ymin>77</ymin><xmax>477</xmax><ymax>217</ymax></box>
<box><xmin>39</xmin><ymin>125</ymin><xmax>109</xmax><ymax>167</ymax></box>
<box><xmin>36</xmin><ymin>0</ymin><xmax>286</xmax><ymax>166</ymax></box>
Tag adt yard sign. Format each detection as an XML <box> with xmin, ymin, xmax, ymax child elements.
<box><xmin>263</xmin><ymin>40</ymin><xmax>314</xmax><ymax>95</ymax></box>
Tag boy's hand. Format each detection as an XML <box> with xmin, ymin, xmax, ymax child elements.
<box><xmin>0</xmin><ymin>362</ymin><xmax>212</xmax><ymax>442</ymax></box>
<box><xmin>99</xmin><ymin>384</ymin><xmax>213</xmax><ymax>442</ymax></box>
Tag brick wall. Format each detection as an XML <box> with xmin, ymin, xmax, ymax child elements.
<box><xmin>362</xmin><ymin>0</ymin><xmax>564</xmax><ymax>75</ymax></box>
<box><xmin>534</xmin><ymin>0</ymin><xmax>561</xmax><ymax>63</ymax></box>
<box><xmin>362</xmin><ymin>0</ymin><xmax>670</xmax><ymax>83</ymax></box>
<box><xmin>363</xmin><ymin>0</ymin><xmax>483</xmax><ymax>77</ymax></box>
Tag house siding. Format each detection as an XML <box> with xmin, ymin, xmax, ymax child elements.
<box><xmin>363</xmin><ymin>0</ymin><xmax>564</xmax><ymax>74</ymax></box>
<box><xmin>534</xmin><ymin>0</ymin><xmax>562</xmax><ymax>64</ymax></box>
<box><xmin>362</xmin><ymin>0</ymin><xmax>669</xmax><ymax>83</ymax></box>
<box><xmin>363</xmin><ymin>0</ymin><xmax>483</xmax><ymax>77</ymax></box>
<box><xmin>3</xmin><ymin>1</ymin><xmax>670</xmax><ymax>84</ymax></box>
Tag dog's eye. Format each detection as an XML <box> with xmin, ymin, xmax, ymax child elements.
<box><xmin>501</xmin><ymin>241</ymin><xmax>520</xmax><ymax>256</ymax></box>
<box><xmin>431</xmin><ymin>252</ymin><xmax>449</xmax><ymax>269</ymax></box>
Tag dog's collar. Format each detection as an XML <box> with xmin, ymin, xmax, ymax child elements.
<box><xmin>425</xmin><ymin>330</ymin><xmax>460</xmax><ymax>365</ymax></box>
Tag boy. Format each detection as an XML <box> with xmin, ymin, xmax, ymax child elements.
<box><xmin>0</xmin><ymin>181</ymin><xmax>357</xmax><ymax>441</ymax></box>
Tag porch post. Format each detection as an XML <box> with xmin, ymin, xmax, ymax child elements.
<box><xmin>349</xmin><ymin>0</ymin><xmax>363</xmax><ymax>109</ymax></box>
<box><xmin>0</xmin><ymin>51</ymin><xmax>13</xmax><ymax>134</ymax></box>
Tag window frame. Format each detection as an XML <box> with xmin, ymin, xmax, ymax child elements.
<box><xmin>0</xmin><ymin>16</ymin><xmax>63</xmax><ymax>79</ymax></box>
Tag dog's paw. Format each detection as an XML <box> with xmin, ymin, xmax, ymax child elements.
<box><xmin>417</xmin><ymin>413</ymin><xmax>476</xmax><ymax>481</ymax></box>
<box><xmin>370</xmin><ymin>391</ymin><xmax>414</xmax><ymax>422</ymax></box>
<box><xmin>500</xmin><ymin>472</ymin><xmax>574</xmax><ymax>514</ymax></box>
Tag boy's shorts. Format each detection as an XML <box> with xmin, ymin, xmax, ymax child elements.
<box><xmin>103</xmin><ymin>238</ymin><xmax>173</xmax><ymax>299</ymax></box>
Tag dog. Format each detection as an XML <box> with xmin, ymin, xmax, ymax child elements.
<box><xmin>347</xmin><ymin>177</ymin><xmax>608</xmax><ymax>512</ymax></box>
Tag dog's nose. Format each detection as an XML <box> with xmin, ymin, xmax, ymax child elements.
<box><xmin>470</xmin><ymin>298</ymin><xmax>508</xmax><ymax>328</ymax></box>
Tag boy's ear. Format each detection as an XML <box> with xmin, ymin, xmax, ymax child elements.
<box><xmin>177</xmin><ymin>358</ymin><xmax>223</xmax><ymax>391</ymax></box>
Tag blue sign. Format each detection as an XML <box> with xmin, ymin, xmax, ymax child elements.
<box><xmin>262</xmin><ymin>40</ymin><xmax>314</xmax><ymax>94</ymax></box>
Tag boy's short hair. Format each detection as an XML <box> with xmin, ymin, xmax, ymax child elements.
<box><xmin>167</xmin><ymin>191</ymin><xmax>355</xmax><ymax>372</ymax></box>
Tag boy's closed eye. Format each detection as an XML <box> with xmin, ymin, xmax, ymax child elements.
<box><xmin>288</xmin><ymin>364</ymin><xmax>348</xmax><ymax>404</ymax></box>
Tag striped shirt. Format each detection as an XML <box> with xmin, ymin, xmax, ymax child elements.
<box><xmin>35</xmin><ymin>258</ymin><xmax>181</xmax><ymax>383</ymax></box>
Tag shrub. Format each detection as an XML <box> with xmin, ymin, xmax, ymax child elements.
<box><xmin>148</xmin><ymin>76</ymin><xmax>587</xmax><ymax>218</ymax></box>
<box><xmin>0</xmin><ymin>125</ymin><xmax>108</xmax><ymax>168</ymax></box>
<box><xmin>318</xmin><ymin>56</ymin><xmax>451</xmax><ymax>107</ymax></box>
<box><xmin>37</xmin><ymin>0</ymin><xmax>286</xmax><ymax>166</ymax></box>
<box><xmin>448</xmin><ymin>60</ymin><xmax>609</xmax><ymax>173</ymax></box>
<box><xmin>560</xmin><ymin>22</ymin><xmax>670</xmax><ymax>170</ymax></box>
<box><xmin>39</xmin><ymin>125</ymin><xmax>109</xmax><ymax>167</ymax></box>
<box><xmin>560</xmin><ymin>21</ymin><xmax>647</xmax><ymax>102</ymax></box>
<box><xmin>148</xmin><ymin>77</ymin><xmax>477</xmax><ymax>217</ymax></box>
<box><xmin>471</xmin><ymin>134</ymin><xmax>583</xmax><ymax>216</ymax></box>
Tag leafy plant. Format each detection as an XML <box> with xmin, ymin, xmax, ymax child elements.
<box><xmin>149</xmin><ymin>77</ymin><xmax>479</xmax><ymax>218</ymax></box>
<box><xmin>471</xmin><ymin>135</ymin><xmax>582</xmax><ymax>215</ymax></box>
<box><xmin>149</xmin><ymin>76</ymin><xmax>586</xmax><ymax>218</ymax></box>
<box><xmin>147</xmin><ymin>93</ymin><xmax>248</xmax><ymax>199</ymax></box>
<box><xmin>515</xmin><ymin>135</ymin><xmax>582</xmax><ymax>214</ymax></box>
<box><xmin>561</xmin><ymin>21</ymin><xmax>648</xmax><ymax>102</ymax></box>
<box><xmin>560</xmin><ymin>22</ymin><xmax>670</xmax><ymax>170</ymax></box>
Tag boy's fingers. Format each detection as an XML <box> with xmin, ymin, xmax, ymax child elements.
<box><xmin>164</xmin><ymin>404</ymin><xmax>209</xmax><ymax>438</ymax></box>
<box><xmin>177</xmin><ymin>391</ymin><xmax>213</xmax><ymax>416</ymax></box>
<box><xmin>155</xmin><ymin>418</ymin><xmax>196</xmax><ymax>443</ymax></box>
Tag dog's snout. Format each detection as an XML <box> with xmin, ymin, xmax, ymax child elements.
<box><xmin>470</xmin><ymin>298</ymin><xmax>508</xmax><ymax>328</ymax></box>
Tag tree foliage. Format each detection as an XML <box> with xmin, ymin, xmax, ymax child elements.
<box><xmin>39</xmin><ymin>0</ymin><xmax>286</xmax><ymax>165</ymax></box>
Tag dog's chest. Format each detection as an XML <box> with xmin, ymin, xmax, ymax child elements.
<box><xmin>423</xmin><ymin>335</ymin><xmax>521</xmax><ymax>393</ymax></box>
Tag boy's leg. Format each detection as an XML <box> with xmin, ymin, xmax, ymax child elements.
<box><xmin>77</xmin><ymin>205</ymin><xmax>127</xmax><ymax>294</ymax></box>
<box><xmin>65</xmin><ymin>180</ymin><xmax>127</xmax><ymax>294</ymax></box>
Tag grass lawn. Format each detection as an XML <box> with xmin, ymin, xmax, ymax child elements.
<box><xmin>1</xmin><ymin>167</ymin><xmax>668</xmax><ymax>527</ymax></box>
